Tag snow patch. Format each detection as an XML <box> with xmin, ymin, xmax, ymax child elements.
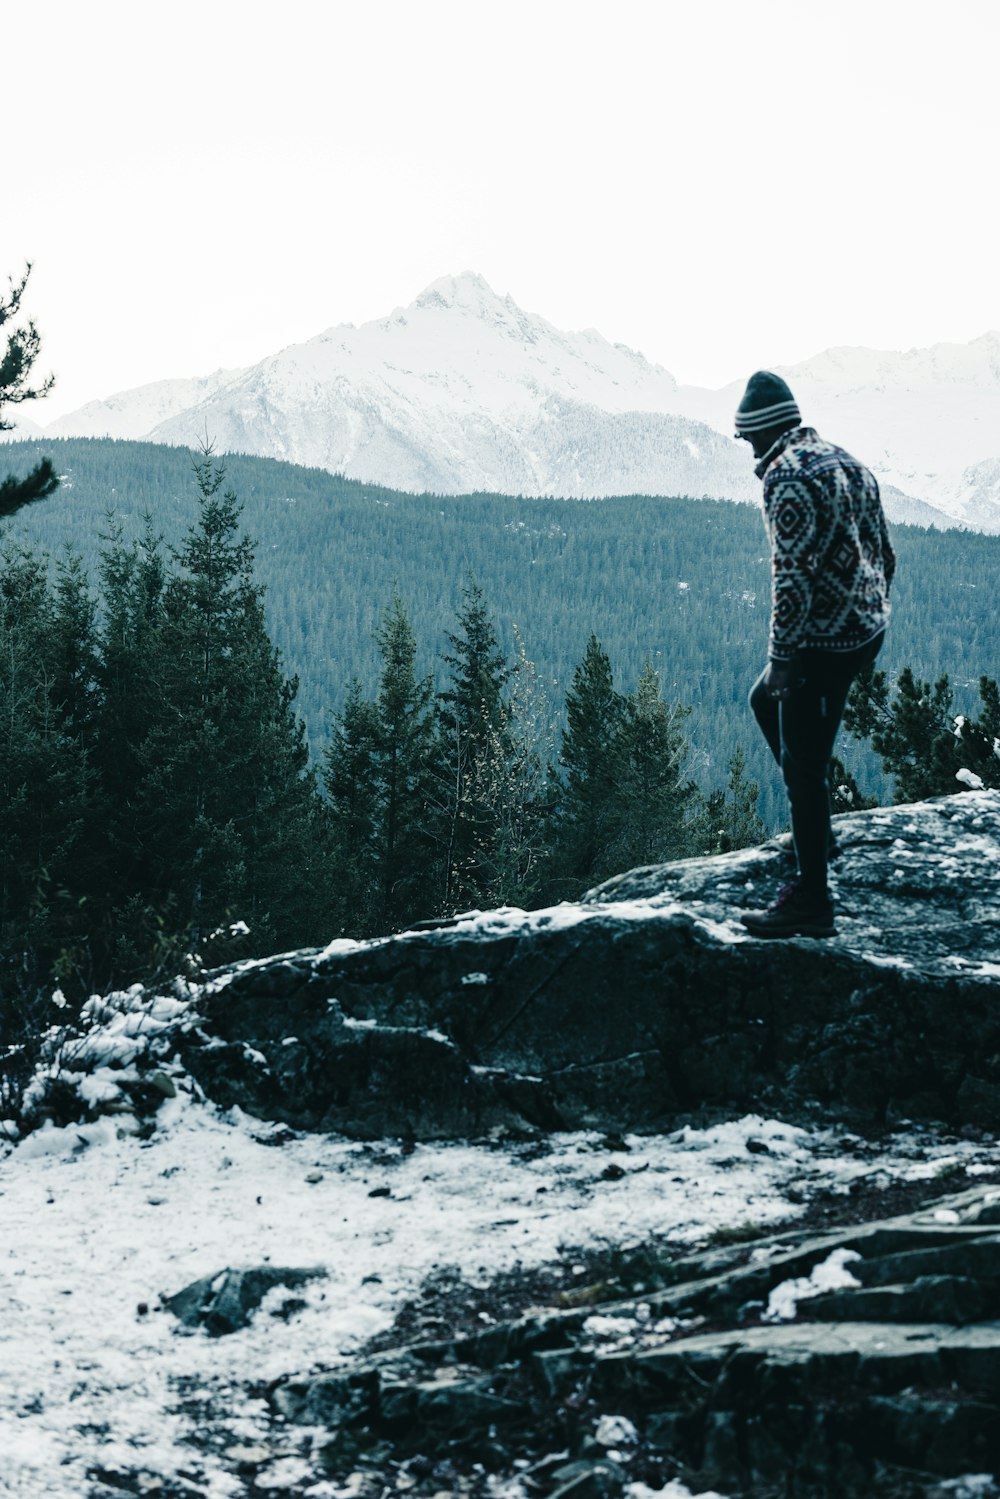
<box><xmin>763</xmin><ymin>1248</ymin><xmax>863</xmax><ymax>1321</ymax></box>
<box><xmin>0</xmin><ymin>1055</ymin><xmax>995</xmax><ymax>1495</ymax></box>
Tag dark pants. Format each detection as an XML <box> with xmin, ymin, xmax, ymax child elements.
<box><xmin>749</xmin><ymin>632</ymin><xmax>884</xmax><ymax>894</ymax></box>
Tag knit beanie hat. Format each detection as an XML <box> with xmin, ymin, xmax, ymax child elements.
<box><xmin>734</xmin><ymin>370</ymin><xmax>801</xmax><ymax>437</ymax></box>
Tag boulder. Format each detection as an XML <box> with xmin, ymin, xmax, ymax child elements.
<box><xmin>182</xmin><ymin>791</ymin><xmax>1000</xmax><ymax>1138</ymax></box>
<box><xmin>162</xmin><ymin>1265</ymin><xmax>324</xmax><ymax>1336</ymax></box>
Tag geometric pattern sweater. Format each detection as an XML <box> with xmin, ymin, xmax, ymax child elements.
<box><xmin>756</xmin><ymin>426</ymin><xmax>896</xmax><ymax>662</ymax></box>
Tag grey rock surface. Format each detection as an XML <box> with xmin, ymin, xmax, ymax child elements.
<box><xmin>162</xmin><ymin>1265</ymin><xmax>324</xmax><ymax>1336</ymax></box>
<box><xmin>272</xmin><ymin>1182</ymin><xmax>1000</xmax><ymax>1496</ymax></box>
<box><xmin>183</xmin><ymin>791</ymin><xmax>1000</xmax><ymax>1139</ymax></box>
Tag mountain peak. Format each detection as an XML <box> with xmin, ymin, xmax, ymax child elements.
<box><xmin>412</xmin><ymin>270</ymin><xmax>507</xmax><ymax>315</ymax></box>
<box><xmin>30</xmin><ymin>279</ymin><xmax>1000</xmax><ymax>530</ymax></box>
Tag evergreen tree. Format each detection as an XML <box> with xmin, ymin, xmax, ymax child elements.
<box><xmin>74</xmin><ymin>516</ymin><xmax>175</xmax><ymax>977</ymax></box>
<box><xmin>372</xmin><ymin>591</ymin><xmax>442</xmax><ymax>931</ymax></box>
<box><xmin>828</xmin><ymin>754</ymin><xmax>878</xmax><ymax>814</ymax></box>
<box><xmin>553</xmin><ymin>634</ymin><xmax>626</xmax><ymax>890</ymax></box>
<box><xmin>461</xmin><ymin>626</ymin><xmax>559</xmax><ymax>910</ymax></box>
<box><xmin>437</xmin><ymin>579</ymin><xmax>512</xmax><ymax>910</ymax></box>
<box><xmin>0</xmin><ymin>549</ymin><xmax>95</xmax><ymax>983</ymax></box>
<box><xmin>845</xmin><ymin>663</ymin><xmax>1000</xmax><ymax>801</ymax></box>
<box><xmin>49</xmin><ymin>552</ymin><xmax>100</xmax><ymax>746</ymax></box>
<box><xmin>323</xmin><ymin>593</ymin><xmax>442</xmax><ymax>936</ymax></box>
<box><xmin>130</xmin><ymin>451</ymin><xmax>321</xmax><ymax>953</ymax></box>
<box><xmin>698</xmin><ymin>744</ymin><xmax>767</xmax><ymax>853</ymax></box>
<box><xmin>323</xmin><ymin>681</ymin><xmax>382</xmax><ymax>934</ymax></box>
<box><xmin>93</xmin><ymin>516</ymin><xmax>167</xmax><ymax>878</ymax></box>
<box><xmin>614</xmin><ymin>660</ymin><xmax>696</xmax><ymax>869</ymax></box>
<box><xmin>0</xmin><ymin>264</ymin><xmax>59</xmax><ymax>518</ymax></box>
<box><xmin>555</xmin><ymin>645</ymin><xmax>698</xmax><ymax>889</ymax></box>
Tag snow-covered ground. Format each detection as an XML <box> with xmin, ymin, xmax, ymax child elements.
<box><xmin>2</xmin><ymin>1078</ymin><xmax>996</xmax><ymax>1499</ymax></box>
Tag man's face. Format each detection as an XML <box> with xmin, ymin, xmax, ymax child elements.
<box><xmin>740</xmin><ymin>426</ymin><xmax>784</xmax><ymax>462</ymax></box>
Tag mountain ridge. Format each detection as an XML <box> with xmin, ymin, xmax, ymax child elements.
<box><xmin>24</xmin><ymin>272</ymin><xmax>999</xmax><ymax>529</ymax></box>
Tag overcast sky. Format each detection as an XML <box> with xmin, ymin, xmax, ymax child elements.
<box><xmin>6</xmin><ymin>0</ymin><xmax>999</xmax><ymax>420</ymax></box>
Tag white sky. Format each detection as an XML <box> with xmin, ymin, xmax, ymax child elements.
<box><xmin>6</xmin><ymin>0</ymin><xmax>999</xmax><ymax>419</ymax></box>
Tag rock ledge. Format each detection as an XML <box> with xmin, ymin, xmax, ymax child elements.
<box><xmin>183</xmin><ymin>792</ymin><xmax>1000</xmax><ymax>1138</ymax></box>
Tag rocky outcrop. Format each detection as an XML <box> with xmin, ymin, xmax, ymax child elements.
<box><xmin>183</xmin><ymin>791</ymin><xmax>1000</xmax><ymax>1139</ymax></box>
<box><xmin>271</xmin><ymin>1182</ymin><xmax>1000</xmax><ymax>1496</ymax></box>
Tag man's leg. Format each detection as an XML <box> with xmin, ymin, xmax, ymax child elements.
<box><xmin>742</xmin><ymin>634</ymin><xmax>885</xmax><ymax>937</ymax></box>
<box><xmin>780</xmin><ymin>634</ymin><xmax>885</xmax><ymax>893</ymax></box>
<box><xmin>779</xmin><ymin>675</ymin><xmax>841</xmax><ymax>894</ymax></box>
<box><xmin>751</xmin><ymin>662</ymin><xmax>836</xmax><ymax>860</ymax></box>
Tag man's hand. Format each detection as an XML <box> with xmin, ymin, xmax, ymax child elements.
<box><xmin>764</xmin><ymin>661</ymin><xmax>796</xmax><ymax>700</ymax></box>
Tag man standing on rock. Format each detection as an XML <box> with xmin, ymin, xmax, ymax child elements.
<box><xmin>735</xmin><ymin>371</ymin><xmax>895</xmax><ymax>938</ymax></box>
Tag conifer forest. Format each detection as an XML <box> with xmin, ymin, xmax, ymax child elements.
<box><xmin>1</xmin><ymin>434</ymin><xmax>998</xmax><ymax>1018</ymax></box>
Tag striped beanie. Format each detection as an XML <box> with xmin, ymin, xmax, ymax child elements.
<box><xmin>734</xmin><ymin>370</ymin><xmax>801</xmax><ymax>437</ymax></box>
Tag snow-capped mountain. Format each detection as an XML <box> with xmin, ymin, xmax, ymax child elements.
<box><xmin>673</xmin><ymin>332</ymin><xmax>1000</xmax><ymax>532</ymax></box>
<box><xmin>33</xmin><ymin>273</ymin><xmax>1000</xmax><ymax>529</ymax></box>
<box><xmin>44</xmin><ymin>367</ymin><xmax>242</xmax><ymax>442</ymax></box>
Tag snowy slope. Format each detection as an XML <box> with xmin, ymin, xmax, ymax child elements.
<box><xmin>1</xmin><ymin>415</ymin><xmax>43</xmax><ymax>439</ymax></box>
<box><xmin>674</xmin><ymin>333</ymin><xmax>1000</xmax><ymax>530</ymax></box>
<box><xmin>142</xmin><ymin>273</ymin><xmax>755</xmax><ymax>501</ymax></box>
<box><xmin>44</xmin><ymin>366</ymin><xmax>243</xmax><ymax>442</ymax></box>
<box><xmin>38</xmin><ymin>273</ymin><xmax>996</xmax><ymax>526</ymax></box>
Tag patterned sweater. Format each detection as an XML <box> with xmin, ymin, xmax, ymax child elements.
<box><xmin>756</xmin><ymin>426</ymin><xmax>896</xmax><ymax>662</ymax></box>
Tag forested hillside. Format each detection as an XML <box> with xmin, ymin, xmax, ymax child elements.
<box><xmin>4</xmin><ymin>437</ymin><xmax>998</xmax><ymax>829</ymax></box>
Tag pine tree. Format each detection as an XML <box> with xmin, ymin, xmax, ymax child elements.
<box><xmin>828</xmin><ymin>754</ymin><xmax>878</xmax><ymax>814</ymax></box>
<box><xmin>962</xmin><ymin>677</ymin><xmax>1000</xmax><ymax>790</ymax></box>
<box><xmin>698</xmin><ymin>744</ymin><xmax>767</xmax><ymax>853</ymax></box>
<box><xmin>0</xmin><ymin>264</ymin><xmax>59</xmax><ymax>519</ymax></box>
<box><xmin>555</xmin><ymin>645</ymin><xmax>698</xmax><ymax>890</ymax></box>
<box><xmin>845</xmin><ymin>663</ymin><xmax>1000</xmax><ymax>801</ymax></box>
<box><xmin>131</xmin><ymin>451</ymin><xmax>321</xmax><ymax>953</ymax></box>
<box><xmin>72</xmin><ymin>516</ymin><xmax>175</xmax><ymax>977</ymax></box>
<box><xmin>323</xmin><ymin>681</ymin><xmax>382</xmax><ymax>934</ymax></box>
<box><xmin>614</xmin><ymin>660</ymin><xmax>696</xmax><ymax>869</ymax></box>
<box><xmin>0</xmin><ymin>549</ymin><xmax>95</xmax><ymax>983</ymax></box>
<box><xmin>93</xmin><ymin>516</ymin><xmax>167</xmax><ymax>867</ymax></box>
<box><xmin>49</xmin><ymin>552</ymin><xmax>100</xmax><ymax>745</ymax></box>
<box><xmin>553</xmin><ymin>634</ymin><xmax>626</xmax><ymax>889</ymax></box>
<box><xmin>437</xmin><ymin>579</ymin><xmax>512</xmax><ymax>911</ymax></box>
<box><xmin>372</xmin><ymin>591</ymin><xmax>442</xmax><ymax>931</ymax></box>
<box><xmin>323</xmin><ymin>593</ymin><xmax>442</xmax><ymax>936</ymax></box>
<box><xmin>461</xmin><ymin>626</ymin><xmax>559</xmax><ymax>909</ymax></box>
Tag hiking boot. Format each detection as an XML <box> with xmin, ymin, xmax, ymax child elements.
<box><xmin>741</xmin><ymin>880</ymin><xmax>836</xmax><ymax>938</ymax></box>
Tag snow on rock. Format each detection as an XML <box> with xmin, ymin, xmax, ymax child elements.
<box><xmin>8</xmin><ymin>792</ymin><xmax>1000</xmax><ymax>1153</ymax></box>
<box><xmin>271</xmin><ymin>1174</ymin><xmax>1000</xmax><ymax>1495</ymax></box>
<box><xmin>628</xmin><ymin>1484</ymin><xmax>730</xmax><ymax>1499</ymax></box>
<box><xmin>763</xmin><ymin>1246</ymin><xmax>862</xmax><ymax>1321</ymax></box>
<box><xmin>595</xmin><ymin>1413</ymin><xmax>640</xmax><ymax>1446</ymax></box>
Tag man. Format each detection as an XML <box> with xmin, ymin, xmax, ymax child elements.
<box><xmin>735</xmin><ymin>370</ymin><xmax>895</xmax><ymax>938</ymax></box>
